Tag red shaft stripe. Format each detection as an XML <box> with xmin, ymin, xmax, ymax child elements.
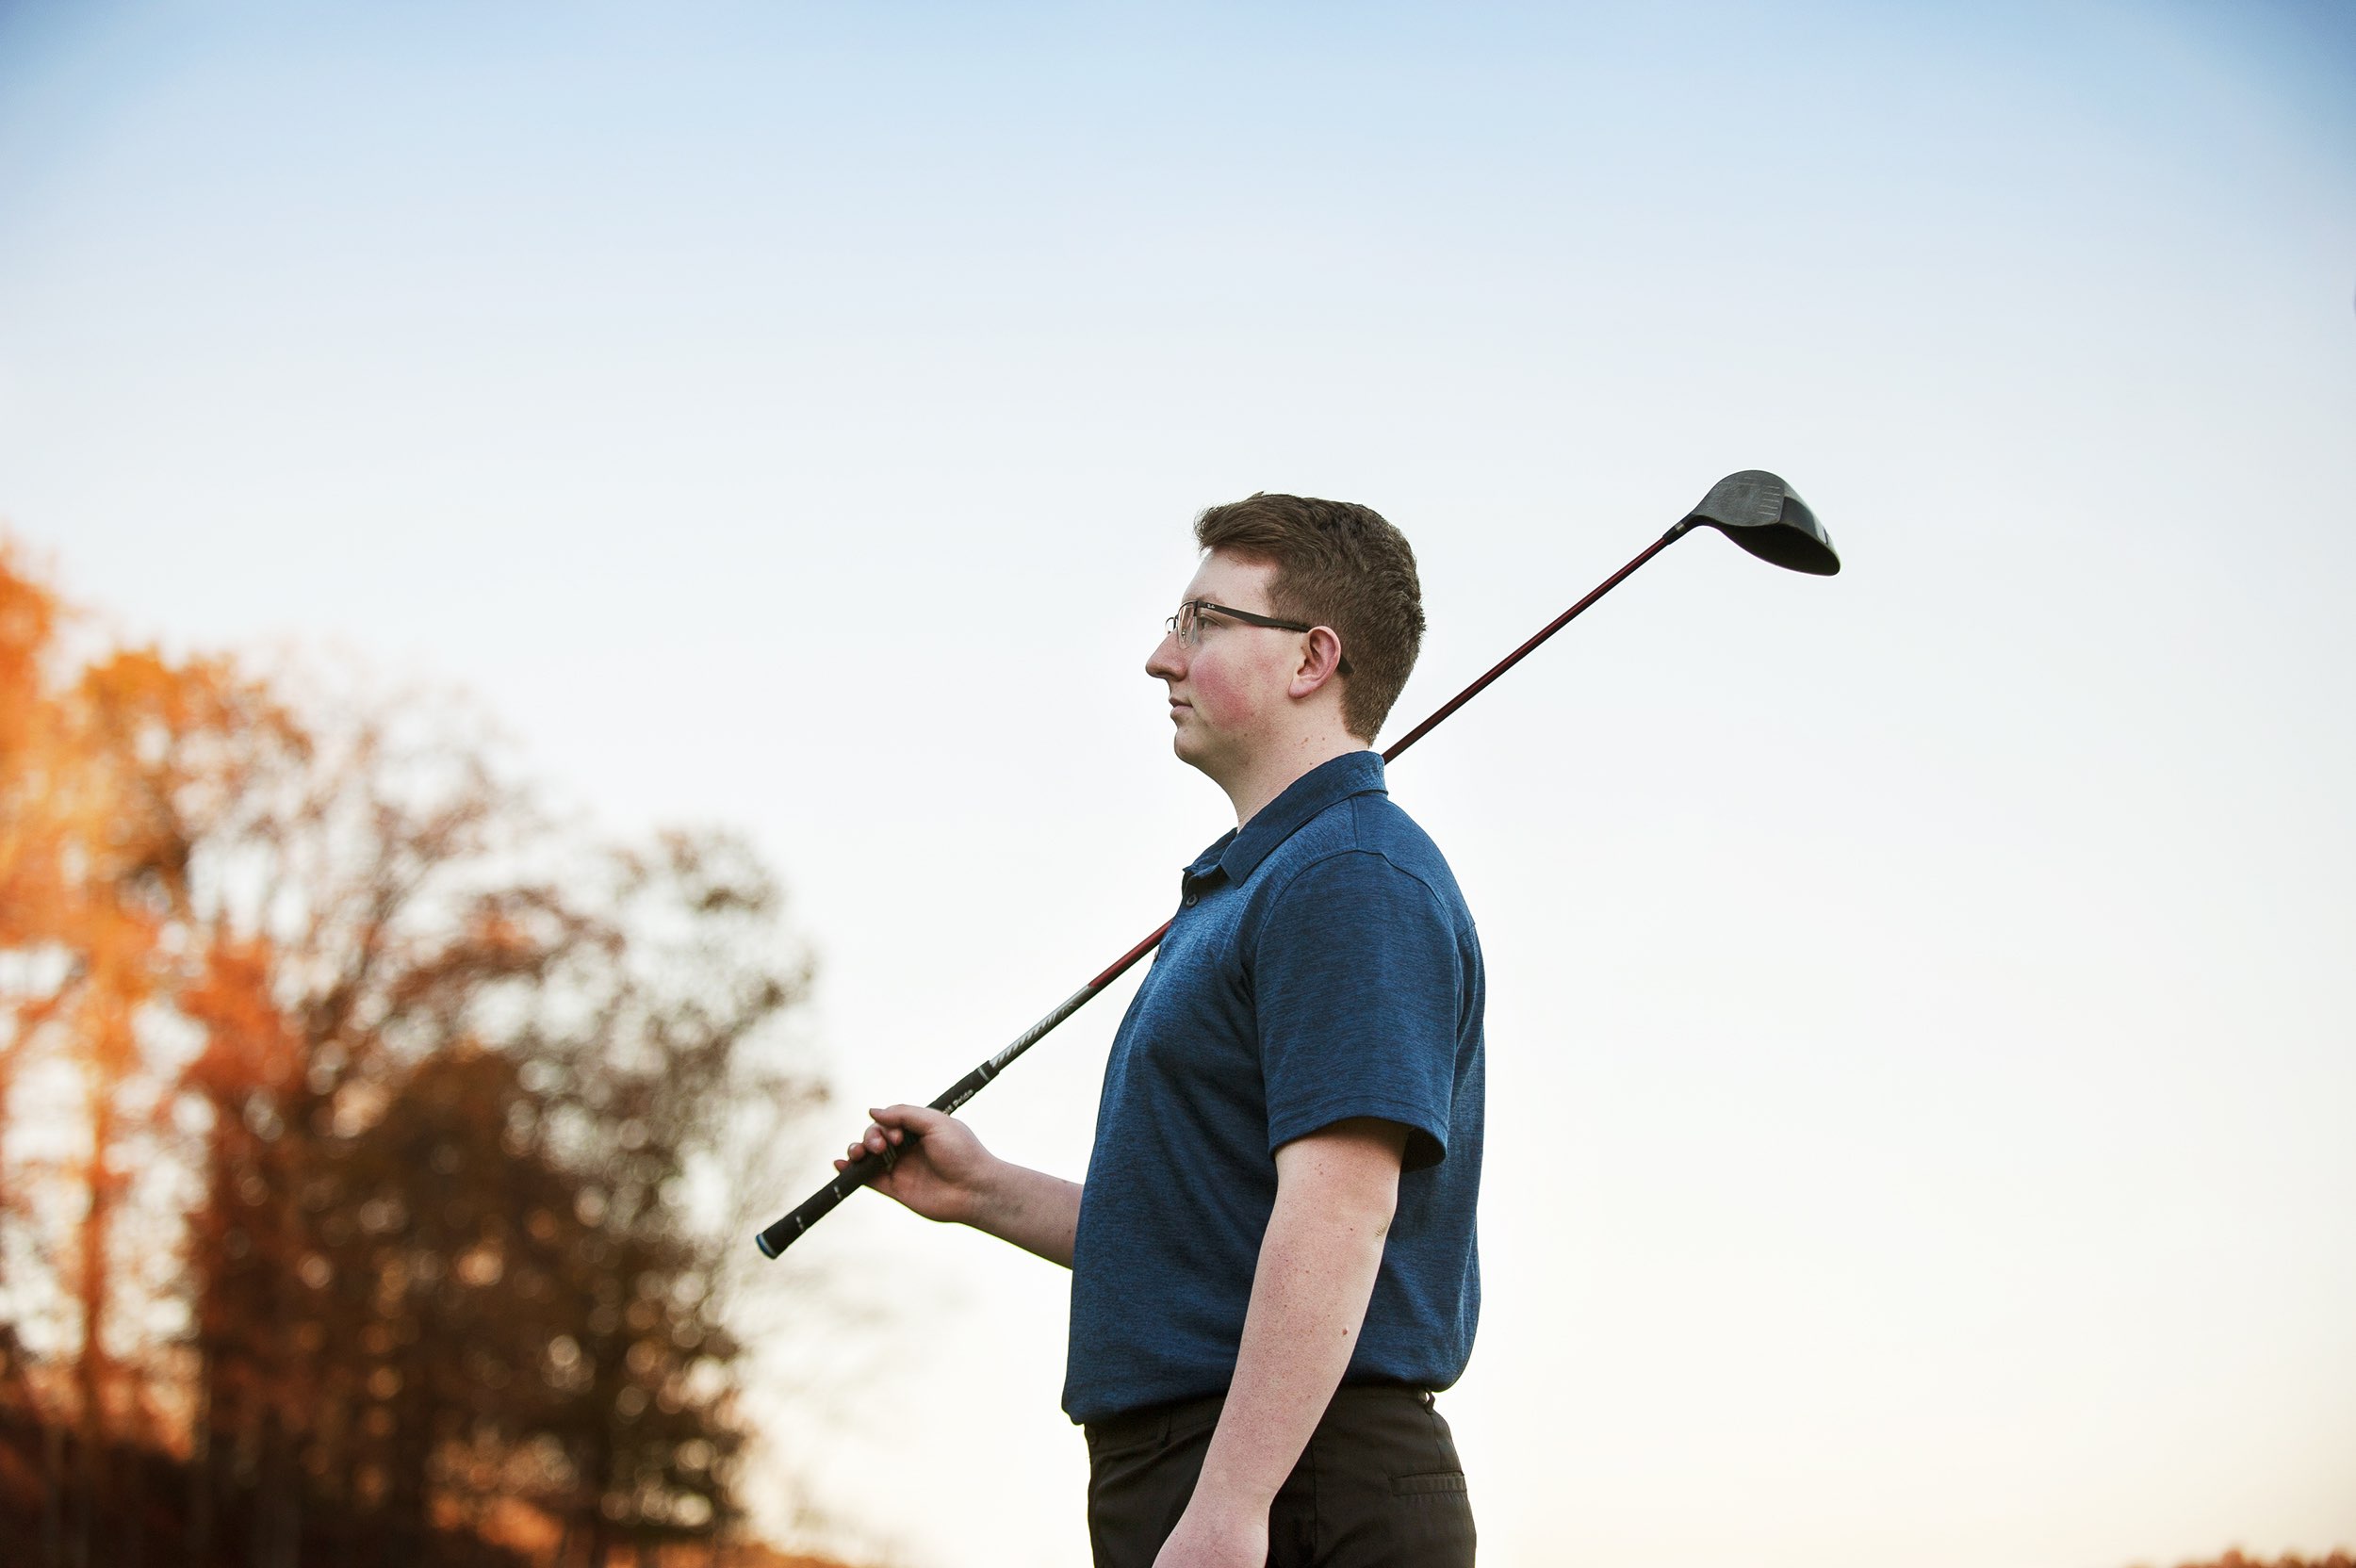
<box><xmin>1088</xmin><ymin>922</ymin><xmax>1174</xmax><ymax>989</ymax></box>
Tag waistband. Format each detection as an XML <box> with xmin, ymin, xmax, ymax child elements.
<box><xmin>1083</xmin><ymin>1380</ymin><xmax>1435</xmax><ymax>1450</ymax></box>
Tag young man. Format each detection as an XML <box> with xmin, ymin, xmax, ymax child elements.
<box><xmin>841</xmin><ymin>495</ymin><xmax>1484</xmax><ymax>1567</ymax></box>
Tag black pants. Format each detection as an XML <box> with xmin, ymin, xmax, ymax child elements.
<box><xmin>1084</xmin><ymin>1383</ymin><xmax>1476</xmax><ymax>1567</ymax></box>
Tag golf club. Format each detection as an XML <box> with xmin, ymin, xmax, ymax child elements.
<box><xmin>755</xmin><ymin>470</ymin><xmax>1838</xmax><ymax>1259</ymax></box>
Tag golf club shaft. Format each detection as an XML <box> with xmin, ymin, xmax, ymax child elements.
<box><xmin>755</xmin><ymin>930</ymin><xmax>1167</xmax><ymax>1257</ymax></box>
<box><xmin>1379</xmin><ymin>520</ymin><xmax>1689</xmax><ymax>762</ymax></box>
<box><xmin>755</xmin><ymin>520</ymin><xmax>1693</xmax><ymax>1259</ymax></box>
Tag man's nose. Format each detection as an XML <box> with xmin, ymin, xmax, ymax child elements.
<box><xmin>1145</xmin><ymin>633</ymin><xmax>1186</xmax><ymax>680</ymax></box>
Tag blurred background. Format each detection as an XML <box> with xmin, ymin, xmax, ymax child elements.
<box><xmin>2</xmin><ymin>2</ymin><xmax>2351</xmax><ymax>1565</ymax></box>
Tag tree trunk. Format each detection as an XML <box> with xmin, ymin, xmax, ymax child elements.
<box><xmin>188</xmin><ymin>1362</ymin><xmax>214</xmax><ymax>1566</ymax></box>
<box><xmin>122</xmin><ymin>1430</ymin><xmax>144</xmax><ymax>1568</ymax></box>
<box><xmin>42</xmin><ymin>1416</ymin><xmax>64</xmax><ymax>1568</ymax></box>
<box><xmin>72</xmin><ymin>986</ymin><xmax>139</xmax><ymax>1568</ymax></box>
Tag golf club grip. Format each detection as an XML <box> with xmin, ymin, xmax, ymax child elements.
<box><xmin>753</xmin><ymin>1068</ymin><xmax>990</xmax><ymax>1258</ymax></box>
<box><xmin>756</xmin><ymin>1159</ymin><xmax>875</xmax><ymax>1256</ymax></box>
<box><xmin>755</xmin><ymin>938</ymin><xmax>1173</xmax><ymax>1258</ymax></box>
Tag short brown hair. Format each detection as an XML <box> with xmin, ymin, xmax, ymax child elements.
<box><xmin>1193</xmin><ymin>493</ymin><xmax>1424</xmax><ymax>741</ymax></box>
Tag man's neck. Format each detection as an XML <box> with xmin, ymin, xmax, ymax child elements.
<box><xmin>1220</xmin><ymin>731</ymin><xmax>1368</xmax><ymax>827</ymax></box>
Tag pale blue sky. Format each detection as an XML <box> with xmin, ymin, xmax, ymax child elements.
<box><xmin>4</xmin><ymin>5</ymin><xmax>2353</xmax><ymax>1566</ymax></box>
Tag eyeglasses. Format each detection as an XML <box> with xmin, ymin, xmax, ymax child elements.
<box><xmin>1164</xmin><ymin>600</ymin><xmax>1351</xmax><ymax>676</ymax></box>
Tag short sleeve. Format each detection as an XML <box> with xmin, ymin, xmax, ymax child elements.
<box><xmin>1253</xmin><ymin>851</ymin><xmax>1464</xmax><ymax>1171</ymax></box>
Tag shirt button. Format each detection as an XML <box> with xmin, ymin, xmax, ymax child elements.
<box><xmin>1183</xmin><ymin>890</ymin><xmax>1199</xmax><ymax>906</ymax></box>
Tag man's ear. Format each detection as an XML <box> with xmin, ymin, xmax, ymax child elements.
<box><xmin>1288</xmin><ymin>626</ymin><xmax>1347</xmax><ymax>700</ymax></box>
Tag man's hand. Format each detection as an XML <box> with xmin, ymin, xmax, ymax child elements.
<box><xmin>839</xmin><ymin>1104</ymin><xmax>993</xmax><ymax>1225</ymax></box>
<box><xmin>1151</xmin><ymin>1498</ymin><xmax>1268</xmax><ymax>1568</ymax></box>
<box><xmin>837</xmin><ymin>1103</ymin><xmax>1084</xmax><ymax>1267</ymax></box>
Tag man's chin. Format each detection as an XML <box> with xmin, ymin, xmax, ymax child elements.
<box><xmin>1170</xmin><ymin>729</ymin><xmax>1217</xmax><ymax>774</ymax></box>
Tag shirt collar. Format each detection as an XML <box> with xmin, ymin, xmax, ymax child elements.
<box><xmin>1187</xmin><ymin>750</ymin><xmax>1387</xmax><ymax>887</ymax></box>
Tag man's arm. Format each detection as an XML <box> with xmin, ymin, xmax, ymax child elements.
<box><xmin>843</xmin><ymin>1104</ymin><xmax>1083</xmax><ymax>1267</ymax></box>
<box><xmin>1154</xmin><ymin>1117</ymin><xmax>1408</xmax><ymax>1568</ymax></box>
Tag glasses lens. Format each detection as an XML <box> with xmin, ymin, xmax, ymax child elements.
<box><xmin>1174</xmin><ymin>602</ymin><xmax>1200</xmax><ymax>645</ymax></box>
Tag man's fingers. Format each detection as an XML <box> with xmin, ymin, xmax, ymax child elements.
<box><xmin>869</xmin><ymin>1103</ymin><xmax>946</xmax><ymax>1135</ymax></box>
<box><xmin>835</xmin><ymin>1104</ymin><xmax>955</xmax><ymax>1185</ymax></box>
<box><xmin>843</xmin><ymin>1114</ymin><xmax>923</xmax><ymax>1173</ymax></box>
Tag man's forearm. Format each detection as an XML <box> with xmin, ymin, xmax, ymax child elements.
<box><xmin>965</xmin><ymin>1160</ymin><xmax>1084</xmax><ymax>1268</ymax></box>
<box><xmin>1187</xmin><ymin>1121</ymin><xmax>1405</xmax><ymax>1522</ymax></box>
<box><xmin>850</xmin><ymin>1105</ymin><xmax>1081</xmax><ymax>1267</ymax></box>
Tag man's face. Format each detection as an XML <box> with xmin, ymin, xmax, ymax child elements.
<box><xmin>1146</xmin><ymin>550</ymin><xmax>1305</xmax><ymax>782</ymax></box>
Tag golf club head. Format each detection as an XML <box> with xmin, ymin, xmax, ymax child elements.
<box><xmin>1683</xmin><ymin>470</ymin><xmax>1840</xmax><ymax>575</ymax></box>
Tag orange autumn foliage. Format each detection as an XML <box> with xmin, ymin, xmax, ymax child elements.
<box><xmin>0</xmin><ymin>545</ymin><xmax>846</xmax><ymax>1567</ymax></box>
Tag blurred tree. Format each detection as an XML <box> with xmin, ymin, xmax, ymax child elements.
<box><xmin>0</xmin><ymin>545</ymin><xmax>834</xmax><ymax>1567</ymax></box>
<box><xmin>2161</xmin><ymin>1555</ymin><xmax>2355</xmax><ymax>1568</ymax></box>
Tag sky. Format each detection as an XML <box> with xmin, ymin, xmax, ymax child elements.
<box><xmin>3</xmin><ymin>2</ymin><xmax>2354</xmax><ymax>1564</ymax></box>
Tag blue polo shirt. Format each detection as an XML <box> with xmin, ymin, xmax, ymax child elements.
<box><xmin>1063</xmin><ymin>750</ymin><xmax>1485</xmax><ymax>1425</ymax></box>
